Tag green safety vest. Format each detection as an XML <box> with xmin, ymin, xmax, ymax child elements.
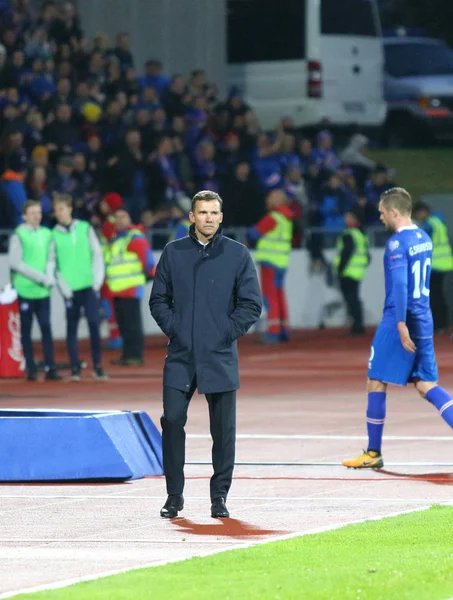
<box><xmin>106</xmin><ymin>229</ymin><xmax>146</xmax><ymax>293</ymax></box>
<box><xmin>428</xmin><ymin>216</ymin><xmax>453</xmax><ymax>272</ymax></box>
<box><xmin>255</xmin><ymin>211</ymin><xmax>293</xmax><ymax>269</ymax></box>
<box><xmin>53</xmin><ymin>220</ymin><xmax>94</xmax><ymax>291</ymax></box>
<box><xmin>12</xmin><ymin>226</ymin><xmax>52</xmax><ymax>299</ymax></box>
<box><xmin>334</xmin><ymin>228</ymin><xmax>369</xmax><ymax>281</ymax></box>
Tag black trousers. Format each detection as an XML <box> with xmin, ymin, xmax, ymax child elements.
<box><xmin>161</xmin><ymin>378</ymin><xmax>236</xmax><ymax>501</ymax></box>
<box><xmin>66</xmin><ymin>288</ymin><xmax>102</xmax><ymax>368</ymax></box>
<box><xmin>113</xmin><ymin>297</ymin><xmax>144</xmax><ymax>360</ymax></box>
<box><xmin>430</xmin><ymin>271</ymin><xmax>448</xmax><ymax>331</ymax></box>
<box><xmin>339</xmin><ymin>277</ymin><xmax>364</xmax><ymax>333</ymax></box>
<box><xmin>18</xmin><ymin>296</ymin><xmax>55</xmax><ymax>371</ymax></box>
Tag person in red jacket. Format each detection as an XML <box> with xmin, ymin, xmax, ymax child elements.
<box><xmin>107</xmin><ymin>207</ymin><xmax>155</xmax><ymax>366</ymax></box>
<box><xmin>98</xmin><ymin>192</ymin><xmax>124</xmax><ymax>349</ymax></box>
<box><xmin>248</xmin><ymin>189</ymin><xmax>294</xmax><ymax>343</ymax></box>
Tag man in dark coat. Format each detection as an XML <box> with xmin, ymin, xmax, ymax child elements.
<box><xmin>149</xmin><ymin>190</ymin><xmax>262</xmax><ymax>519</ymax></box>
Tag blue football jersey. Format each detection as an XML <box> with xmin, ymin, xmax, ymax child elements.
<box><xmin>382</xmin><ymin>225</ymin><xmax>434</xmax><ymax>337</ymax></box>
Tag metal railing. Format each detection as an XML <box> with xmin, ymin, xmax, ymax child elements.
<box><xmin>0</xmin><ymin>225</ymin><xmax>390</xmax><ymax>252</ymax></box>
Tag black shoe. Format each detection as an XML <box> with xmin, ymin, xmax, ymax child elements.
<box><xmin>211</xmin><ymin>497</ymin><xmax>230</xmax><ymax>518</ymax></box>
<box><xmin>26</xmin><ymin>369</ymin><xmax>37</xmax><ymax>381</ymax></box>
<box><xmin>45</xmin><ymin>368</ymin><xmax>62</xmax><ymax>381</ymax></box>
<box><xmin>70</xmin><ymin>367</ymin><xmax>81</xmax><ymax>381</ymax></box>
<box><xmin>160</xmin><ymin>494</ymin><xmax>184</xmax><ymax>518</ymax></box>
<box><xmin>92</xmin><ymin>367</ymin><xmax>108</xmax><ymax>381</ymax></box>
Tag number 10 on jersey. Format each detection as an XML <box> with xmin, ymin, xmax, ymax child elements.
<box><xmin>412</xmin><ymin>258</ymin><xmax>431</xmax><ymax>299</ymax></box>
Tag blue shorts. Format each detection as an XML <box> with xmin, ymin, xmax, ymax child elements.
<box><xmin>368</xmin><ymin>323</ymin><xmax>438</xmax><ymax>386</ymax></box>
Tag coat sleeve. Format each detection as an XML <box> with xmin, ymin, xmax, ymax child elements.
<box><xmin>337</xmin><ymin>232</ymin><xmax>354</xmax><ymax>275</ymax></box>
<box><xmin>229</xmin><ymin>249</ymin><xmax>262</xmax><ymax>341</ymax></box>
<box><xmin>149</xmin><ymin>246</ymin><xmax>174</xmax><ymax>337</ymax></box>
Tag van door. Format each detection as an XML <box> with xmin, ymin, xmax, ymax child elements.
<box><xmin>319</xmin><ymin>0</ymin><xmax>386</xmax><ymax>125</ymax></box>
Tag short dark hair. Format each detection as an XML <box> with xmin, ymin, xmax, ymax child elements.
<box><xmin>191</xmin><ymin>190</ymin><xmax>223</xmax><ymax>213</ymax></box>
<box><xmin>412</xmin><ymin>200</ymin><xmax>430</xmax><ymax>214</ymax></box>
<box><xmin>22</xmin><ymin>200</ymin><xmax>41</xmax><ymax>215</ymax></box>
<box><xmin>380</xmin><ymin>187</ymin><xmax>412</xmax><ymax>216</ymax></box>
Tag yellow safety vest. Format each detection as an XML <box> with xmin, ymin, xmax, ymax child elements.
<box><xmin>428</xmin><ymin>216</ymin><xmax>453</xmax><ymax>272</ymax></box>
<box><xmin>106</xmin><ymin>229</ymin><xmax>146</xmax><ymax>293</ymax></box>
<box><xmin>255</xmin><ymin>211</ymin><xmax>293</xmax><ymax>269</ymax></box>
<box><xmin>334</xmin><ymin>228</ymin><xmax>369</xmax><ymax>281</ymax></box>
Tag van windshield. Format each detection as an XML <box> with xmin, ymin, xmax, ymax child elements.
<box><xmin>227</xmin><ymin>0</ymin><xmax>305</xmax><ymax>63</ymax></box>
<box><xmin>321</xmin><ymin>0</ymin><xmax>379</xmax><ymax>37</ymax></box>
<box><xmin>384</xmin><ymin>42</ymin><xmax>453</xmax><ymax>77</ymax></box>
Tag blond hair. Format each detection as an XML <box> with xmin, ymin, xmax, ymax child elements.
<box><xmin>380</xmin><ymin>187</ymin><xmax>412</xmax><ymax>216</ymax></box>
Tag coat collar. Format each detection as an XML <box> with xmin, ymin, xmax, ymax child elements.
<box><xmin>189</xmin><ymin>223</ymin><xmax>223</xmax><ymax>248</ymax></box>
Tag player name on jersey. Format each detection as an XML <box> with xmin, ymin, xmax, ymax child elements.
<box><xmin>409</xmin><ymin>241</ymin><xmax>433</xmax><ymax>256</ymax></box>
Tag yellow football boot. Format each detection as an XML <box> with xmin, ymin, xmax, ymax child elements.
<box><xmin>342</xmin><ymin>449</ymin><xmax>383</xmax><ymax>469</ymax></box>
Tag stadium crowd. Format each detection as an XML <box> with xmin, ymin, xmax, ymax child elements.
<box><xmin>0</xmin><ymin>0</ymin><xmax>397</xmax><ymax>253</ymax></box>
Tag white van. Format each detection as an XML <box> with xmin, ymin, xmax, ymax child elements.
<box><xmin>226</xmin><ymin>0</ymin><xmax>387</xmax><ymax>131</ymax></box>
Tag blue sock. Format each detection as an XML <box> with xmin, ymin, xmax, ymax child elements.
<box><xmin>426</xmin><ymin>386</ymin><xmax>453</xmax><ymax>428</ymax></box>
<box><xmin>366</xmin><ymin>392</ymin><xmax>386</xmax><ymax>454</ymax></box>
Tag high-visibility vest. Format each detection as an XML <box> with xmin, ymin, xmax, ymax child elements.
<box><xmin>428</xmin><ymin>216</ymin><xmax>453</xmax><ymax>272</ymax></box>
<box><xmin>53</xmin><ymin>220</ymin><xmax>93</xmax><ymax>291</ymax></box>
<box><xmin>106</xmin><ymin>229</ymin><xmax>146</xmax><ymax>293</ymax></box>
<box><xmin>255</xmin><ymin>211</ymin><xmax>293</xmax><ymax>269</ymax></box>
<box><xmin>13</xmin><ymin>226</ymin><xmax>52</xmax><ymax>299</ymax></box>
<box><xmin>334</xmin><ymin>228</ymin><xmax>369</xmax><ymax>281</ymax></box>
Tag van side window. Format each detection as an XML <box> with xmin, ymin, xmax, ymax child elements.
<box><xmin>227</xmin><ymin>0</ymin><xmax>306</xmax><ymax>63</ymax></box>
<box><xmin>321</xmin><ymin>0</ymin><xmax>378</xmax><ymax>37</ymax></box>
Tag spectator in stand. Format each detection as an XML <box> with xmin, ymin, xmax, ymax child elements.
<box><xmin>284</xmin><ymin>164</ymin><xmax>308</xmax><ymax>210</ymax></box>
<box><xmin>148</xmin><ymin>135</ymin><xmax>181</xmax><ymax>210</ymax></box>
<box><xmin>25</xmin><ymin>164</ymin><xmax>52</xmax><ymax>226</ymax></box>
<box><xmin>112</xmin><ymin>32</ymin><xmax>134</xmax><ymax>71</ymax></box>
<box><xmin>138</xmin><ymin>59</ymin><xmax>170</xmax><ymax>97</ymax></box>
<box><xmin>44</xmin><ymin>103</ymin><xmax>80</xmax><ymax>159</ymax></box>
<box><xmin>1</xmin><ymin>150</ymin><xmax>28</xmax><ymax>225</ymax></box>
<box><xmin>48</xmin><ymin>154</ymin><xmax>77</xmax><ymax>198</ymax></box>
<box><xmin>164</xmin><ymin>74</ymin><xmax>189</xmax><ymax>120</ymax></box>
<box><xmin>30</xmin><ymin>145</ymin><xmax>49</xmax><ymax>169</ymax></box>
<box><xmin>340</xmin><ymin>133</ymin><xmax>376</xmax><ymax>190</ymax></box>
<box><xmin>49</xmin><ymin>2</ymin><xmax>82</xmax><ymax>46</ymax></box>
<box><xmin>106</xmin><ymin>128</ymin><xmax>146</xmax><ymax>222</ymax></box>
<box><xmin>252</xmin><ymin>130</ymin><xmax>284</xmax><ymax>191</ymax></box>
<box><xmin>361</xmin><ymin>164</ymin><xmax>393</xmax><ymax>225</ymax></box>
<box><xmin>319</xmin><ymin>171</ymin><xmax>352</xmax><ymax>230</ymax></box>
<box><xmin>364</xmin><ymin>164</ymin><xmax>393</xmax><ymax>205</ymax></box>
<box><xmin>136</xmin><ymin>85</ymin><xmax>161</xmax><ymax>114</ymax></box>
<box><xmin>279</xmin><ymin>133</ymin><xmax>302</xmax><ymax>173</ymax></box>
<box><xmin>312</xmin><ymin>130</ymin><xmax>341</xmax><ymax>173</ymax></box>
<box><xmin>193</xmin><ymin>138</ymin><xmax>218</xmax><ymax>190</ymax></box>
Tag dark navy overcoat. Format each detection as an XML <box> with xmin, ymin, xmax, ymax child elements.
<box><xmin>149</xmin><ymin>226</ymin><xmax>262</xmax><ymax>394</ymax></box>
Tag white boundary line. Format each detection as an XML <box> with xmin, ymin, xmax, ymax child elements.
<box><xmin>0</xmin><ymin>495</ymin><xmax>452</xmax><ymax>503</ymax></box>
<box><xmin>188</xmin><ymin>434</ymin><xmax>453</xmax><ymax>441</ymax></box>
<box><xmin>0</xmin><ymin>505</ymin><xmax>432</xmax><ymax>599</ymax></box>
<box><xmin>187</xmin><ymin>461</ymin><xmax>453</xmax><ymax>466</ymax></box>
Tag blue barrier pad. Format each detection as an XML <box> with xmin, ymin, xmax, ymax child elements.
<box><xmin>0</xmin><ymin>409</ymin><xmax>163</xmax><ymax>482</ymax></box>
